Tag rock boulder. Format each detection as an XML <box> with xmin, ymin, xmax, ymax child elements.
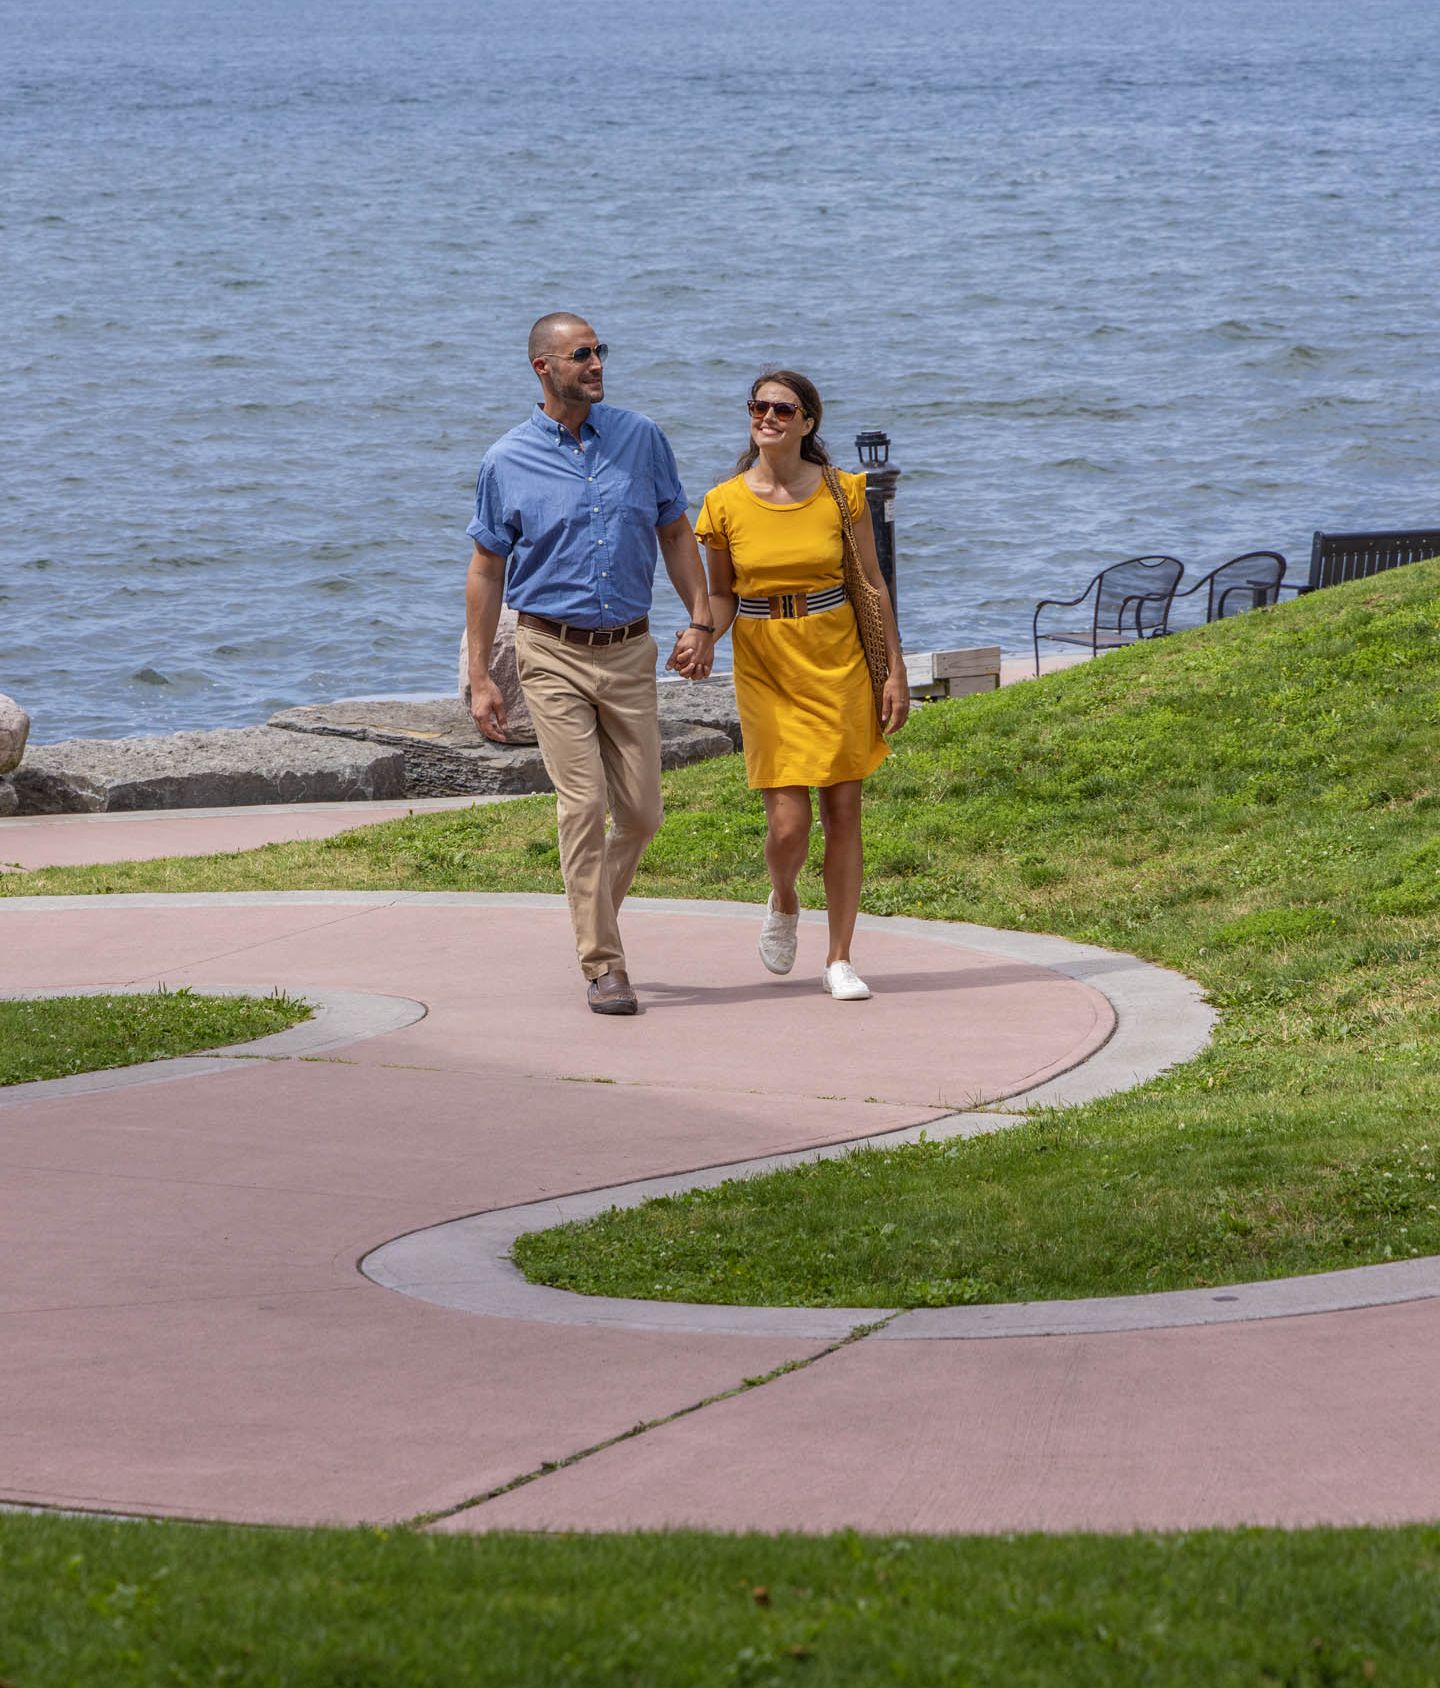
<box><xmin>659</xmin><ymin>722</ymin><xmax>735</xmax><ymax>770</ymax></box>
<box><xmin>458</xmin><ymin>608</ymin><xmax>536</xmax><ymax>744</ymax></box>
<box><xmin>12</xmin><ymin>727</ymin><xmax>406</xmax><ymax>813</ymax></box>
<box><xmin>657</xmin><ymin>675</ymin><xmax>743</xmax><ymax>751</ymax></box>
<box><xmin>270</xmin><ymin>698</ymin><xmax>551</xmax><ymax>796</ymax></box>
<box><xmin>0</xmin><ymin>694</ymin><xmax>30</xmax><ymax>775</ymax></box>
<box><xmin>0</xmin><ymin>776</ymin><xmax>17</xmax><ymax>818</ymax></box>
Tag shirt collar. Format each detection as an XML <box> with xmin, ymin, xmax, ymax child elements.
<box><xmin>530</xmin><ymin>403</ymin><xmax>602</xmax><ymax>444</ymax></box>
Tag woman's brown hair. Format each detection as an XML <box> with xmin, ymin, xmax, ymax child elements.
<box><xmin>734</xmin><ymin>369</ymin><xmax>831</xmax><ymax>473</ymax></box>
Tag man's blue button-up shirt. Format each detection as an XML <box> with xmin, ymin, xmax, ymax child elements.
<box><xmin>467</xmin><ymin>403</ymin><xmax>688</xmax><ymax>628</ymax></box>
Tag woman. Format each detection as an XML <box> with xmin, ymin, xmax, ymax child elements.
<box><xmin>690</xmin><ymin>369</ymin><xmax>908</xmax><ymax>1000</ymax></box>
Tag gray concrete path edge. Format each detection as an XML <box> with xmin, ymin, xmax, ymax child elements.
<box><xmin>0</xmin><ymin>985</ymin><xmax>427</xmax><ymax>1105</ymax></box>
<box><xmin>364</xmin><ymin>1110</ymin><xmax>1440</xmax><ymax>1340</ymax></box>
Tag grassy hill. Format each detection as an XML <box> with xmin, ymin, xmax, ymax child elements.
<box><xmin>519</xmin><ymin>559</ymin><xmax>1440</xmax><ymax>1305</ymax></box>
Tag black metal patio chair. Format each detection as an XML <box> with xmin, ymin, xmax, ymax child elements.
<box><xmin>1167</xmin><ymin>551</ymin><xmax>1287</xmax><ymax>625</ymax></box>
<box><xmin>1032</xmin><ymin>555</ymin><xmax>1185</xmax><ymax>675</ymax></box>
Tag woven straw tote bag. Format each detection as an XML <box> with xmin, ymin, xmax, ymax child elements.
<box><xmin>822</xmin><ymin>466</ymin><xmax>889</xmax><ymax>726</ymax></box>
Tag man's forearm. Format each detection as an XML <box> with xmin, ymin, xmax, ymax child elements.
<box><xmin>466</xmin><ymin>545</ymin><xmax>506</xmax><ymax>678</ymax></box>
<box><xmin>657</xmin><ymin>521</ymin><xmax>711</xmax><ymax>624</ymax></box>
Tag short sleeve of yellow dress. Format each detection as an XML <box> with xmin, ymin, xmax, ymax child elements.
<box><xmin>695</xmin><ymin>469</ymin><xmax>888</xmax><ymax>790</ymax></box>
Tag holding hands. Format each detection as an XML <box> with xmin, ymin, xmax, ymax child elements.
<box><xmin>666</xmin><ymin>624</ymin><xmax>716</xmax><ymax>680</ymax></box>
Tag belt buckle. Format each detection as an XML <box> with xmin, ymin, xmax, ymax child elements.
<box><xmin>779</xmin><ymin>593</ymin><xmax>797</xmax><ymax>619</ymax></box>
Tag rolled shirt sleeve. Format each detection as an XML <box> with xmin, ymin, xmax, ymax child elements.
<box><xmin>466</xmin><ymin>455</ymin><xmax>516</xmax><ymax>557</ymax></box>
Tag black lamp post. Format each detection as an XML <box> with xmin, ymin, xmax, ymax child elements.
<box><xmin>856</xmin><ymin>429</ymin><xmax>900</xmax><ymax>619</ymax></box>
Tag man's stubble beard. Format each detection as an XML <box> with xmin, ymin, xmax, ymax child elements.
<box><xmin>553</xmin><ymin>369</ymin><xmax>603</xmax><ymax>407</ymax></box>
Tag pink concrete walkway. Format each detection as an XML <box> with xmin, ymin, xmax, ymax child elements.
<box><xmin>3</xmin><ymin>801</ymin><xmax>1437</xmax><ymax>1536</ymax></box>
<box><xmin>0</xmin><ymin>795</ymin><xmax>488</xmax><ymax>872</ymax></box>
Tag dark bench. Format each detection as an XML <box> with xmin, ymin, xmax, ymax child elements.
<box><xmin>1284</xmin><ymin>528</ymin><xmax>1440</xmax><ymax>596</ymax></box>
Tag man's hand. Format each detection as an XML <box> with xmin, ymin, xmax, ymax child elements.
<box><xmin>666</xmin><ymin>627</ymin><xmax>714</xmax><ymax>680</ymax></box>
<box><xmin>468</xmin><ymin>674</ymin><xmax>509</xmax><ymax>742</ymax></box>
<box><xmin>656</xmin><ymin>517</ymin><xmax>715</xmax><ymax>680</ymax></box>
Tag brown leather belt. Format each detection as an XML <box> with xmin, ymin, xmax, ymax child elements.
<box><xmin>517</xmin><ymin>612</ymin><xmax>649</xmax><ymax>647</ymax></box>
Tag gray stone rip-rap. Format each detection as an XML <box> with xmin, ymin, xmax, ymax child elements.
<box><xmin>0</xmin><ymin>777</ymin><xmax>17</xmax><ymax>818</ymax></box>
<box><xmin>456</xmin><ymin>613</ymin><xmax>743</xmax><ymax>753</ymax></box>
<box><xmin>0</xmin><ymin>693</ymin><xmax>30</xmax><ymax>775</ymax></box>
<box><xmin>12</xmin><ymin>727</ymin><xmax>406</xmax><ymax>813</ymax></box>
<box><xmin>268</xmin><ymin>697</ymin><xmax>734</xmax><ymax>797</ymax></box>
<box><xmin>656</xmin><ymin>675</ymin><xmax>742</xmax><ymax>751</ymax></box>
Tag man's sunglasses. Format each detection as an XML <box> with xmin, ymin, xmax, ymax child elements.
<box><xmin>747</xmin><ymin>399</ymin><xmax>802</xmax><ymax>420</ymax></box>
<box><xmin>547</xmin><ymin>343</ymin><xmax>609</xmax><ymax>365</ymax></box>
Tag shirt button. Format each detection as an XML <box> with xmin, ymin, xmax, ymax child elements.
<box><xmin>596</xmin><ymin>539</ymin><xmax>604</xmax><ymax>545</ymax></box>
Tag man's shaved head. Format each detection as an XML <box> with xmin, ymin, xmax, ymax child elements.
<box><xmin>528</xmin><ymin>312</ymin><xmax>590</xmax><ymax>362</ymax></box>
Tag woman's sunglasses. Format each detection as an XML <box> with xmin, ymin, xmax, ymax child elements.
<box><xmin>747</xmin><ymin>399</ymin><xmax>802</xmax><ymax>420</ymax></box>
<box><xmin>548</xmin><ymin>343</ymin><xmax>609</xmax><ymax>365</ymax></box>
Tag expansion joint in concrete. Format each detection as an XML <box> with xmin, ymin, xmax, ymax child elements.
<box><xmin>407</xmin><ymin>1316</ymin><xmax>898</xmax><ymax>1531</ymax></box>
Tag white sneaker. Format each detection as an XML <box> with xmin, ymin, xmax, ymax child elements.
<box><xmin>759</xmin><ymin>891</ymin><xmax>799</xmax><ymax>975</ymax></box>
<box><xmin>821</xmin><ymin>961</ymin><xmax>871</xmax><ymax>1001</ymax></box>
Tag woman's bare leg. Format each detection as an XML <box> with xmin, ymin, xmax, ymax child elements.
<box><xmin>817</xmin><ymin>780</ymin><xmax>864</xmax><ymax>965</ymax></box>
<box><xmin>762</xmin><ymin>786</ymin><xmax>813</xmax><ymax>915</ymax></box>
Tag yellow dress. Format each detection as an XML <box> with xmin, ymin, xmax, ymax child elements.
<box><xmin>694</xmin><ymin>469</ymin><xmax>888</xmax><ymax>790</ymax></box>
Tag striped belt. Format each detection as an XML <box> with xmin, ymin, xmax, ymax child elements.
<box><xmin>736</xmin><ymin>585</ymin><xmax>847</xmax><ymax>620</ymax></box>
<box><xmin>517</xmin><ymin>612</ymin><xmax>649</xmax><ymax>647</ymax></box>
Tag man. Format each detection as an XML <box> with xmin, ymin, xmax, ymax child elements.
<box><xmin>465</xmin><ymin>313</ymin><xmax>715</xmax><ymax>1015</ymax></box>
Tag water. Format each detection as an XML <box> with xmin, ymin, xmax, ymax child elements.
<box><xmin>5</xmin><ymin>0</ymin><xmax>1438</xmax><ymax>743</ymax></box>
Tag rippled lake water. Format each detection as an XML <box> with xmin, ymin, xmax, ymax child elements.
<box><xmin>5</xmin><ymin>0</ymin><xmax>1438</xmax><ymax>741</ymax></box>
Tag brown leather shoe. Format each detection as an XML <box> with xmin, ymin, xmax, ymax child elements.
<box><xmin>587</xmin><ymin>967</ymin><xmax>637</xmax><ymax>1016</ymax></box>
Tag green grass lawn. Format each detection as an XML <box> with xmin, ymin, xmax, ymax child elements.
<box><xmin>0</xmin><ymin>988</ymin><xmax>311</xmax><ymax>1086</ymax></box>
<box><xmin>6</xmin><ymin>563</ymin><xmax>1440</xmax><ymax>1306</ymax></box>
<box><xmin>2</xmin><ymin>1512</ymin><xmax>1437</xmax><ymax>1685</ymax></box>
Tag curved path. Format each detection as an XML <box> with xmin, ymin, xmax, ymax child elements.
<box><xmin>3</xmin><ymin>811</ymin><xmax>1440</xmax><ymax>1535</ymax></box>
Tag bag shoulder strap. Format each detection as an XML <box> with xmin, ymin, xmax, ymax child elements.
<box><xmin>821</xmin><ymin>466</ymin><xmax>857</xmax><ymax>548</ymax></box>
<box><xmin>823</xmin><ymin>468</ymin><xmax>869</xmax><ymax>593</ymax></box>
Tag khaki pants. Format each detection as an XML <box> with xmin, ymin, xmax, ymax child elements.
<box><xmin>515</xmin><ymin>626</ymin><xmax>664</xmax><ymax>979</ymax></box>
